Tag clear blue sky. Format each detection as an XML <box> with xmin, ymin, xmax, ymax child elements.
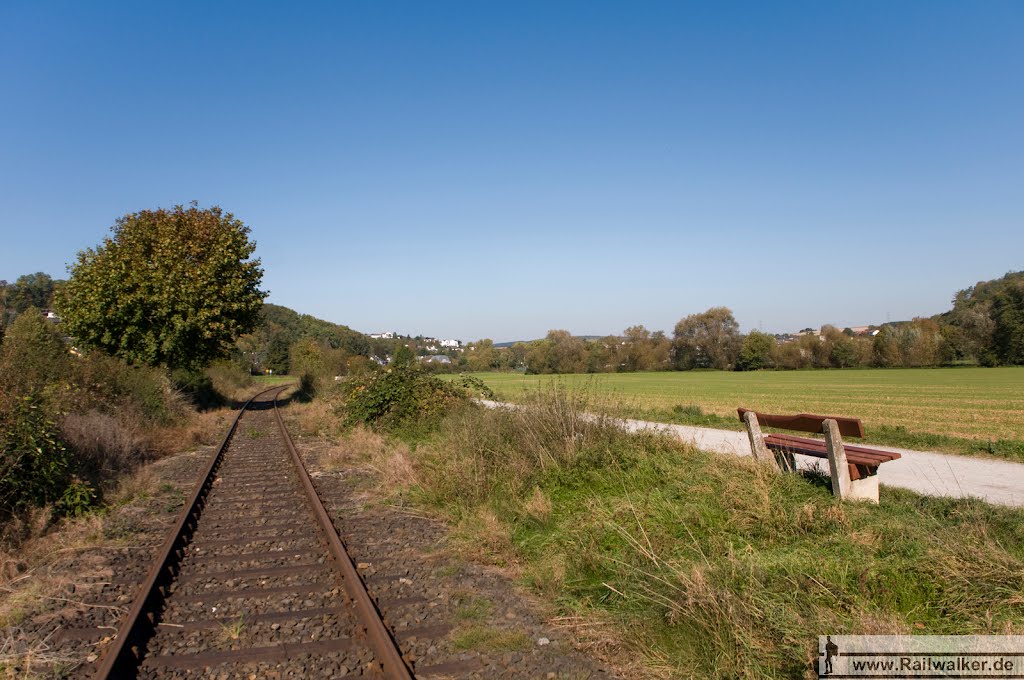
<box><xmin>2</xmin><ymin>2</ymin><xmax>1021</xmax><ymax>342</ymax></box>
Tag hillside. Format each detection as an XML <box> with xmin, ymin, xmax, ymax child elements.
<box><xmin>233</xmin><ymin>303</ymin><xmax>370</xmax><ymax>374</ymax></box>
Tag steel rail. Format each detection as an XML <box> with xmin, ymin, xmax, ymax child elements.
<box><xmin>93</xmin><ymin>386</ymin><xmax>282</xmax><ymax>679</ymax></box>
<box><xmin>271</xmin><ymin>392</ymin><xmax>415</xmax><ymax>679</ymax></box>
<box><xmin>93</xmin><ymin>385</ymin><xmax>414</xmax><ymax>678</ymax></box>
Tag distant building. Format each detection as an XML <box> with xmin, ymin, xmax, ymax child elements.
<box><xmin>439</xmin><ymin>339</ymin><xmax>461</xmax><ymax>348</ymax></box>
<box><xmin>419</xmin><ymin>355</ymin><xmax>452</xmax><ymax>365</ymax></box>
<box><xmin>369</xmin><ymin>332</ymin><xmax>395</xmax><ymax>339</ymax></box>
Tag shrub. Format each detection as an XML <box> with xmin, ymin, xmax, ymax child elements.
<box><xmin>341</xmin><ymin>363</ymin><xmax>467</xmax><ymax>433</ymax></box>
<box><xmin>0</xmin><ymin>309</ymin><xmax>73</xmax><ymax>399</ymax></box>
<box><xmin>170</xmin><ymin>368</ymin><xmax>224</xmax><ymax>410</ymax></box>
<box><xmin>0</xmin><ymin>395</ymin><xmax>75</xmax><ymax>518</ymax></box>
<box><xmin>73</xmin><ymin>352</ymin><xmax>186</xmax><ymax>424</ymax></box>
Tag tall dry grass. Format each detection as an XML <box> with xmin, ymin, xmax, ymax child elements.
<box><xmin>367</xmin><ymin>385</ymin><xmax>1024</xmax><ymax>678</ymax></box>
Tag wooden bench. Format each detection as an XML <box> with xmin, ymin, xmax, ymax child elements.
<box><xmin>737</xmin><ymin>408</ymin><xmax>901</xmax><ymax>503</ymax></box>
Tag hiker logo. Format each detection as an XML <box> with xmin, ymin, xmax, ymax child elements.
<box><xmin>821</xmin><ymin>635</ymin><xmax>839</xmax><ymax>675</ymax></box>
<box><xmin>817</xmin><ymin>635</ymin><xmax>1024</xmax><ymax>678</ymax></box>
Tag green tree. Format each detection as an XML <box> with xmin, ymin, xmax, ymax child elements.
<box><xmin>546</xmin><ymin>330</ymin><xmax>587</xmax><ymax>373</ymax></box>
<box><xmin>736</xmin><ymin>330</ymin><xmax>775</xmax><ymax>371</ymax></box>
<box><xmin>992</xmin><ymin>282</ymin><xmax>1024</xmax><ymax>365</ymax></box>
<box><xmin>8</xmin><ymin>273</ymin><xmax>61</xmax><ymax>313</ymax></box>
<box><xmin>57</xmin><ymin>203</ymin><xmax>266</xmax><ymax>371</ymax></box>
<box><xmin>392</xmin><ymin>343</ymin><xmax>415</xmax><ymax>367</ymax></box>
<box><xmin>290</xmin><ymin>338</ymin><xmax>326</xmax><ymax>378</ymax></box>
<box><xmin>672</xmin><ymin>307</ymin><xmax>742</xmax><ymax>370</ymax></box>
<box><xmin>0</xmin><ymin>309</ymin><xmax>72</xmax><ymax>397</ymax></box>
<box><xmin>821</xmin><ymin>325</ymin><xmax>856</xmax><ymax>368</ymax></box>
<box><xmin>465</xmin><ymin>339</ymin><xmax>497</xmax><ymax>372</ymax></box>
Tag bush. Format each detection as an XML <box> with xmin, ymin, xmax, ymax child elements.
<box><xmin>341</xmin><ymin>363</ymin><xmax>467</xmax><ymax>433</ymax></box>
<box><xmin>170</xmin><ymin>368</ymin><xmax>224</xmax><ymax>410</ymax></box>
<box><xmin>73</xmin><ymin>352</ymin><xmax>185</xmax><ymax>424</ymax></box>
<box><xmin>0</xmin><ymin>395</ymin><xmax>75</xmax><ymax>518</ymax></box>
<box><xmin>0</xmin><ymin>309</ymin><xmax>73</xmax><ymax>399</ymax></box>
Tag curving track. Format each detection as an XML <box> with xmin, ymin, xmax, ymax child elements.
<box><xmin>93</xmin><ymin>388</ymin><xmax>413</xmax><ymax>679</ymax></box>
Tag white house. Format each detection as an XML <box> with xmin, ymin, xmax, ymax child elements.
<box><xmin>439</xmin><ymin>338</ymin><xmax>461</xmax><ymax>348</ymax></box>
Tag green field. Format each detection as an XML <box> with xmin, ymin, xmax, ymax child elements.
<box><xmin>465</xmin><ymin>368</ymin><xmax>1024</xmax><ymax>457</ymax></box>
<box><xmin>251</xmin><ymin>374</ymin><xmax>296</xmax><ymax>386</ymax></box>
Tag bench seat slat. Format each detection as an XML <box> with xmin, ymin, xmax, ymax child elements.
<box><xmin>764</xmin><ymin>434</ymin><xmax>900</xmax><ymax>465</ymax></box>
<box><xmin>764</xmin><ymin>437</ymin><xmax>872</xmax><ymax>480</ymax></box>
<box><xmin>766</xmin><ymin>433</ymin><xmax>901</xmax><ymax>461</ymax></box>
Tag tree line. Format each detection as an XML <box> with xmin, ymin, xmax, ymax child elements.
<box><xmin>457</xmin><ymin>272</ymin><xmax>1024</xmax><ymax>373</ymax></box>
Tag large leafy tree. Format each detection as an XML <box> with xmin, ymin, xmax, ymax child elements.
<box><xmin>736</xmin><ymin>330</ymin><xmax>775</xmax><ymax>371</ymax></box>
<box><xmin>57</xmin><ymin>203</ymin><xmax>266</xmax><ymax>371</ymax></box>
<box><xmin>992</xmin><ymin>281</ymin><xmax>1024</xmax><ymax>365</ymax></box>
<box><xmin>672</xmin><ymin>307</ymin><xmax>742</xmax><ymax>370</ymax></box>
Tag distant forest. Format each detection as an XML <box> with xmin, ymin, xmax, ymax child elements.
<box><xmin>441</xmin><ymin>270</ymin><xmax>1024</xmax><ymax>374</ymax></box>
<box><xmin>2</xmin><ymin>270</ymin><xmax>1022</xmax><ymax>375</ymax></box>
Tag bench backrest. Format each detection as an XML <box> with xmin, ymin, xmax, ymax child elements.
<box><xmin>737</xmin><ymin>408</ymin><xmax>865</xmax><ymax>438</ymax></box>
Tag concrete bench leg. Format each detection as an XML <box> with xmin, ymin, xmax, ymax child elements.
<box><xmin>847</xmin><ymin>475</ymin><xmax>880</xmax><ymax>503</ymax></box>
<box><xmin>742</xmin><ymin>411</ymin><xmax>779</xmax><ymax>472</ymax></box>
<box><xmin>822</xmin><ymin>419</ymin><xmax>879</xmax><ymax>503</ymax></box>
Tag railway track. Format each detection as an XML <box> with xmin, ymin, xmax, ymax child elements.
<box><xmin>92</xmin><ymin>387</ymin><xmax>414</xmax><ymax>679</ymax></box>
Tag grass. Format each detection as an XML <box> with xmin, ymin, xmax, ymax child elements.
<box><xmin>361</xmin><ymin>392</ymin><xmax>1024</xmax><ymax>679</ymax></box>
<box><xmin>218</xmin><ymin>616</ymin><xmax>245</xmax><ymax>643</ymax></box>
<box><xmin>251</xmin><ymin>374</ymin><xmax>297</xmax><ymax>386</ymax></box>
<box><xmin>452</xmin><ymin>592</ymin><xmax>493</xmax><ymax>621</ymax></box>
<box><xmin>458</xmin><ymin>368</ymin><xmax>1024</xmax><ymax>460</ymax></box>
<box><xmin>452</xmin><ymin>625</ymin><xmax>532</xmax><ymax>652</ymax></box>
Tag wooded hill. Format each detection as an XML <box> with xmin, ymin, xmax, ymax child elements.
<box><xmin>232</xmin><ymin>303</ymin><xmax>371</xmax><ymax>374</ymax></box>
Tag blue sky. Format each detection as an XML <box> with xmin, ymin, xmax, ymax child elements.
<box><xmin>2</xmin><ymin>2</ymin><xmax>1021</xmax><ymax>342</ymax></box>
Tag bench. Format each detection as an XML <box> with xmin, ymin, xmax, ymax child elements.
<box><xmin>737</xmin><ymin>408</ymin><xmax>901</xmax><ymax>503</ymax></box>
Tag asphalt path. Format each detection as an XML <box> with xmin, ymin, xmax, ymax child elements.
<box><xmin>480</xmin><ymin>400</ymin><xmax>1024</xmax><ymax>508</ymax></box>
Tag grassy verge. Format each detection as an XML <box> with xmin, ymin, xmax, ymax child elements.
<box><xmin>323</xmin><ymin>385</ymin><xmax>1024</xmax><ymax>679</ymax></box>
<box><xmin>457</xmin><ymin>371</ymin><xmax>1024</xmax><ymax>462</ymax></box>
<box><xmin>624</xmin><ymin>404</ymin><xmax>1024</xmax><ymax>462</ymax></box>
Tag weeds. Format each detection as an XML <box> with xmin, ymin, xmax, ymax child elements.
<box><xmin>452</xmin><ymin>625</ymin><xmax>531</xmax><ymax>652</ymax></box>
<box><xmin>0</xmin><ymin>627</ymin><xmax>78</xmax><ymax>679</ymax></box>
<box><xmin>217</xmin><ymin>616</ymin><xmax>245</xmax><ymax>643</ymax></box>
<box><xmin>350</xmin><ymin>380</ymin><xmax>1024</xmax><ymax>678</ymax></box>
<box><xmin>452</xmin><ymin>592</ymin><xmax>493</xmax><ymax>621</ymax></box>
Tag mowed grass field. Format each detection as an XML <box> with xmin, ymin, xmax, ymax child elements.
<box><xmin>251</xmin><ymin>374</ymin><xmax>296</xmax><ymax>386</ymax></box>
<box><xmin>466</xmin><ymin>367</ymin><xmax>1024</xmax><ymax>445</ymax></box>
